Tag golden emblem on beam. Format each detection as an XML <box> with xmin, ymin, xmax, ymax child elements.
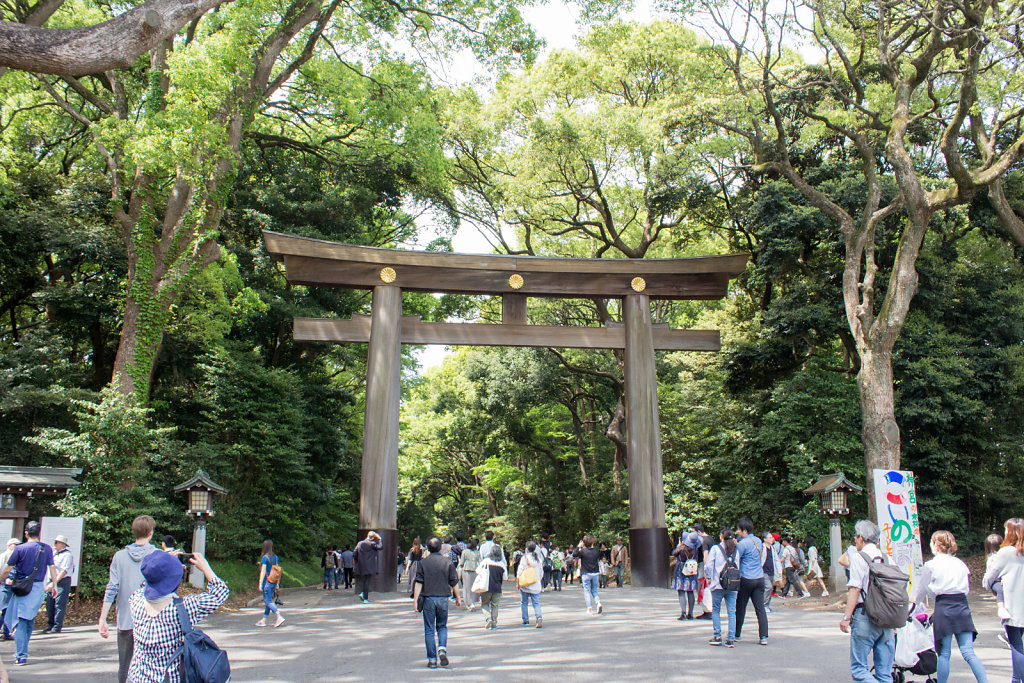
<box><xmin>379</xmin><ymin>267</ymin><xmax>397</xmax><ymax>283</ymax></box>
<box><xmin>508</xmin><ymin>273</ymin><xmax>524</xmax><ymax>290</ymax></box>
<box><xmin>631</xmin><ymin>277</ymin><xmax>646</xmax><ymax>292</ymax></box>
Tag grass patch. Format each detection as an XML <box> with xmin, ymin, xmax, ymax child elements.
<box><xmin>210</xmin><ymin>557</ymin><xmax>322</xmax><ymax>595</ymax></box>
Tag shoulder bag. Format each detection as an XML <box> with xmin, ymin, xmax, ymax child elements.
<box><xmin>471</xmin><ymin>563</ymin><xmax>490</xmax><ymax>594</ymax></box>
<box><xmin>10</xmin><ymin>545</ymin><xmax>44</xmax><ymax>597</ymax></box>
<box><xmin>518</xmin><ymin>560</ymin><xmax>538</xmax><ymax>588</ymax></box>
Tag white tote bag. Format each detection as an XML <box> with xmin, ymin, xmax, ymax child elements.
<box><xmin>894</xmin><ymin>617</ymin><xmax>933</xmax><ymax>668</ymax></box>
<box><xmin>472</xmin><ymin>564</ymin><xmax>491</xmax><ymax>594</ymax></box>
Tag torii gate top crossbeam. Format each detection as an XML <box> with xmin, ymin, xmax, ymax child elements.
<box><xmin>264</xmin><ymin>231</ymin><xmax>748</xmax><ymax>300</ymax></box>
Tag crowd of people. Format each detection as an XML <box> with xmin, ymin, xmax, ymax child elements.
<box><xmin>4</xmin><ymin>513</ymin><xmax>1023</xmax><ymax>681</ymax></box>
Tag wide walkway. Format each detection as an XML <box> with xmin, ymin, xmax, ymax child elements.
<box><xmin>6</xmin><ymin>582</ymin><xmax>1014</xmax><ymax>681</ymax></box>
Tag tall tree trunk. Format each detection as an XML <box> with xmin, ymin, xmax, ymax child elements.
<box><xmin>606</xmin><ymin>398</ymin><xmax>627</xmax><ymax>496</ymax></box>
<box><xmin>856</xmin><ymin>347</ymin><xmax>901</xmax><ymax>519</ymax></box>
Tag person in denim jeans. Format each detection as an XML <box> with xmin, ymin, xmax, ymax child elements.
<box><xmin>321</xmin><ymin>546</ymin><xmax>336</xmax><ymax>591</ymax></box>
<box><xmin>574</xmin><ymin>535</ymin><xmax>604</xmax><ymax>615</ymax></box>
<box><xmin>704</xmin><ymin>528</ymin><xmax>739</xmax><ymax>647</ymax></box>
<box><xmin>256</xmin><ymin>539</ymin><xmax>285</xmax><ymax>628</ymax></box>
<box><xmin>839</xmin><ymin>520</ymin><xmax>894</xmax><ymax>682</ymax></box>
<box><xmin>517</xmin><ymin>541</ymin><xmax>545</xmax><ymax>626</ymax></box>
<box><xmin>414</xmin><ymin>537</ymin><xmax>461</xmax><ymax>668</ymax></box>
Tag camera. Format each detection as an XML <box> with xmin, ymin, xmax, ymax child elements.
<box><xmin>177</xmin><ymin>552</ymin><xmax>194</xmax><ymax>564</ymax></box>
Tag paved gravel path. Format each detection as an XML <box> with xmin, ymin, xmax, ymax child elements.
<box><xmin>4</xmin><ymin>583</ymin><xmax>1013</xmax><ymax>681</ymax></box>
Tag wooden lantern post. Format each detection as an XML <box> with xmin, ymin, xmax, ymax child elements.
<box><xmin>174</xmin><ymin>470</ymin><xmax>227</xmax><ymax>588</ymax></box>
<box><xmin>803</xmin><ymin>472</ymin><xmax>863</xmax><ymax>593</ymax></box>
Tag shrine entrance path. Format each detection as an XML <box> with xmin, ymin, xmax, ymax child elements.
<box><xmin>10</xmin><ymin>584</ymin><xmax>1011</xmax><ymax>681</ymax></box>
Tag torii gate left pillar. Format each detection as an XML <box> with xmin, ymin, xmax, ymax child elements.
<box><xmin>358</xmin><ymin>285</ymin><xmax>402</xmax><ymax>592</ymax></box>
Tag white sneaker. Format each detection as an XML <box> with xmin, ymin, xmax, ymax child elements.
<box><xmin>999</xmin><ymin>607</ymin><xmax>1011</xmax><ymax>620</ymax></box>
<box><xmin>821</xmin><ymin>590</ymin><xmax>829</xmax><ymax>598</ymax></box>
<box><xmin>586</xmin><ymin>607</ymin><xmax>593</xmax><ymax>615</ymax></box>
<box><xmin>802</xmin><ymin>591</ymin><xmax>811</xmax><ymax>598</ymax></box>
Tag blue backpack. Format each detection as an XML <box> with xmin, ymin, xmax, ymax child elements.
<box><xmin>167</xmin><ymin>597</ymin><xmax>230</xmax><ymax>683</ymax></box>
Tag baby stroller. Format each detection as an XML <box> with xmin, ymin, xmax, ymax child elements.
<box><xmin>893</xmin><ymin>604</ymin><xmax>937</xmax><ymax>683</ymax></box>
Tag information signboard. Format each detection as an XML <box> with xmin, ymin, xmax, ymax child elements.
<box><xmin>40</xmin><ymin>516</ymin><xmax>84</xmax><ymax>587</ymax></box>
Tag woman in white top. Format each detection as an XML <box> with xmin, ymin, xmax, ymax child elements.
<box><xmin>925</xmin><ymin>530</ymin><xmax>987</xmax><ymax>683</ymax></box>
<box><xmin>516</xmin><ymin>541</ymin><xmax>544</xmax><ymax>628</ymax></box>
<box><xmin>983</xmin><ymin>517</ymin><xmax>1024</xmax><ymax>683</ymax></box>
<box><xmin>803</xmin><ymin>536</ymin><xmax>829</xmax><ymax>597</ymax></box>
<box><xmin>703</xmin><ymin>528</ymin><xmax>739</xmax><ymax>647</ymax></box>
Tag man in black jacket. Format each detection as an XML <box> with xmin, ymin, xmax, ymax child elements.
<box><xmin>413</xmin><ymin>537</ymin><xmax>461</xmax><ymax>668</ymax></box>
<box><xmin>354</xmin><ymin>531</ymin><xmax>382</xmax><ymax>603</ymax></box>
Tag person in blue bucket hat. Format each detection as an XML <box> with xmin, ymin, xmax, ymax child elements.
<box><xmin>126</xmin><ymin>550</ymin><xmax>229</xmax><ymax>683</ymax></box>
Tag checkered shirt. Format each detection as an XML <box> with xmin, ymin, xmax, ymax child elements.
<box><xmin>126</xmin><ymin>577</ymin><xmax>229</xmax><ymax>682</ymax></box>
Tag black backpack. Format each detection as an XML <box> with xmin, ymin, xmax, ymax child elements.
<box><xmin>718</xmin><ymin>544</ymin><xmax>741</xmax><ymax>591</ymax></box>
<box><xmin>857</xmin><ymin>551</ymin><xmax>910</xmax><ymax>630</ymax></box>
<box><xmin>167</xmin><ymin>597</ymin><xmax>230</xmax><ymax>683</ymax></box>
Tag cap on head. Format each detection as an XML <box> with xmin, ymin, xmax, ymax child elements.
<box><xmin>141</xmin><ymin>551</ymin><xmax>184</xmax><ymax>600</ymax></box>
<box><xmin>6</xmin><ymin>538</ymin><xmax>20</xmax><ymax>547</ymax></box>
<box><xmin>54</xmin><ymin>534</ymin><xmax>70</xmax><ymax>546</ymax></box>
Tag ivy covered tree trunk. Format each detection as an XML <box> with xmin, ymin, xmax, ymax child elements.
<box><xmin>110</xmin><ymin>179</ymin><xmax>221</xmax><ymax>399</ymax></box>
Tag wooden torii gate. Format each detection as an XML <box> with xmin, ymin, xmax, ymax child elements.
<box><xmin>264</xmin><ymin>231</ymin><xmax>748</xmax><ymax>589</ymax></box>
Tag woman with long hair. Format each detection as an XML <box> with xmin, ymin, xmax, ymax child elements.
<box><xmin>984</xmin><ymin>518</ymin><xmax>1024</xmax><ymax>682</ymax></box>
<box><xmin>256</xmin><ymin>539</ymin><xmax>284</xmax><ymax>628</ymax></box>
<box><xmin>516</xmin><ymin>541</ymin><xmax>544</xmax><ymax>627</ymax></box>
<box><xmin>704</xmin><ymin>528</ymin><xmax>739</xmax><ymax>647</ymax></box>
<box><xmin>407</xmin><ymin>537</ymin><xmax>423</xmax><ymax>595</ymax></box>
<box><xmin>924</xmin><ymin>530</ymin><xmax>987</xmax><ymax>683</ymax></box>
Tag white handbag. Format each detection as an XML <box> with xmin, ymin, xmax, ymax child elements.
<box><xmin>471</xmin><ymin>564</ymin><xmax>490</xmax><ymax>594</ymax></box>
<box><xmin>894</xmin><ymin>615</ymin><xmax>933</xmax><ymax>668</ymax></box>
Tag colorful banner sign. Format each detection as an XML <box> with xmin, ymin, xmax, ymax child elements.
<box><xmin>872</xmin><ymin>469</ymin><xmax>923</xmax><ymax>573</ymax></box>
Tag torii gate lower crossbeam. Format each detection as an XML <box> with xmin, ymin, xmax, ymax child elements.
<box><xmin>263</xmin><ymin>231</ymin><xmax>748</xmax><ymax>592</ymax></box>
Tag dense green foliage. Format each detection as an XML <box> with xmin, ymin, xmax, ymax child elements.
<box><xmin>2</xmin><ymin>0</ymin><xmax>1023</xmax><ymax>596</ymax></box>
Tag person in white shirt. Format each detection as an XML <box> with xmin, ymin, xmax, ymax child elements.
<box><xmin>43</xmin><ymin>535</ymin><xmax>75</xmax><ymax>634</ymax></box>
<box><xmin>919</xmin><ymin>531</ymin><xmax>987</xmax><ymax>683</ymax></box>
<box><xmin>804</xmin><ymin>536</ymin><xmax>829</xmax><ymax>597</ymax></box>
<box><xmin>983</xmin><ymin>517</ymin><xmax>1024</xmax><ymax>683</ymax></box>
<box><xmin>478</xmin><ymin>531</ymin><xmax>506</xmax><ymax>569</ymax></box>
<box><xmin>838</xmin><ymin>519</ymin><xmax>895</xmax><ymax>683</ymax></box>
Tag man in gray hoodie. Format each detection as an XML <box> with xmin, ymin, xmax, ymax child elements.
<box><xmin>98</xmin><ymin>515</ymin><xmax>158</xmax><ymax>683</ymax></box>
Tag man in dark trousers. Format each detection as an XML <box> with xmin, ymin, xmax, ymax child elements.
<box><xmin>413</xmin><ymin>537</ymin><xmax>461</xmax><ymax>669</ymax></box>
<box><xmin>340</xmin><ymin>545</ymin><xmax>355</xmax><ymax>589</ymax></box>
<box><xmin>354</xmin><ymin>531</ymin><xmax>382</xmax><ymax>603</ymax></box>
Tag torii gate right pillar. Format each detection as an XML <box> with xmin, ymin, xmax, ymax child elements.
<box><xmin>624</xmin><ymin>293</ymin><xmax>670</xmax><ymax>587</ymax></box>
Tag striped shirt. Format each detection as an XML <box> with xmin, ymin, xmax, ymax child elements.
<box><xmin>126</xmin><ymin>577</ymin><xmax>229</xmax><ymax>683</ymax></box>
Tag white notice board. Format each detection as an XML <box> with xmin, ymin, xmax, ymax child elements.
<box><xmin>0</xmin><ymin>520</ymin><xmax>13</xmax><ymax>545</ymax></box>
<box><xmin>40</xmin><ymin>517</ymin><xmax>84</xmax><ymax>587</ymax></box>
